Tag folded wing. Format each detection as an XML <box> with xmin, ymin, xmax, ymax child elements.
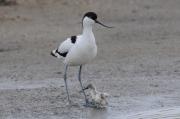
<box><xmin>51</xmin><ymin>35</ymin><xmax>81</xmax><ymax>58</ymax></box>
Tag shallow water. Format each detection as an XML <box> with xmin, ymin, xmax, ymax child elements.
<box><xmin>1</xmin><ymin>78</ymin><xmax>180</xmax><ymax>119</ymax></box>
<box><xmin>83</xmin><ymin>107</ymin><xmax>180</xmax><ymax>119</ymax></box>
<box><xmin>123</xmin><ymin>107</ymin><xmax>180</xmax><ymax>119</ymax></box>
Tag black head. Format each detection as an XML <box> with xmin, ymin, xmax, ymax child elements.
<box><xmin>82</xmin><ymin>12</ymin><xmax>114</xmax><ymax>28</ymax></box>
<box><xmin>82</xmin><ymin>84</ymin><xmax>95</xmax><ymax>91</ymax></box>
<box><xmin>83</xmin><ymin>12</ymin><xmax>97</xmax><ymax>21</ymax></box>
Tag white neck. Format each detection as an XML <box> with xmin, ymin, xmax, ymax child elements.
<box><xmin>81</xmin><ymin>24</ymin><xmax>96</xmax><ymax>46</ymax></box>
<box><xmin>82</xmin><ymin>25</ymin><xmax>96</xmax><ymax>45</ymax></box>
<box><xmin>82</xmin><ymin>25</ymin><xmax>93</xmax><ymax>35</ymax></box>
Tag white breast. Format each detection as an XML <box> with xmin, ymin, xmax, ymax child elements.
<box><xmin>64</xmin><ymin>33</ymin><xmax>97</xmax><ymax>66</ymax></box>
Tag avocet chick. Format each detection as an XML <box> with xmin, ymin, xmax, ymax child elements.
<box><xmin>83</xmin><ymin>84</ymin><xmax>109</xmax><ymax>108</ymax></box>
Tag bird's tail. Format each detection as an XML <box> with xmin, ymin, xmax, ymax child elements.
<box><xmin>51</xmin><ymin>49</ymin><xmax>61</xmax><ymax>58</ymax></box>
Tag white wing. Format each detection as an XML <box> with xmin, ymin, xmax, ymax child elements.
<box><xmin>51</xmin><ymin>35</ymin><xmax>81</xmax><ymax>58</ymax></box>
<box><xmin>58</xmin><ymin>38</ymin><xmax>73</xmax><ymax>54</ymax></box>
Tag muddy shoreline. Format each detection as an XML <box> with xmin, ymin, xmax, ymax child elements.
<box><xmin>1</xmin><ymin>0</ymin><xmax>180</xmax><ymax>118</ymax></box>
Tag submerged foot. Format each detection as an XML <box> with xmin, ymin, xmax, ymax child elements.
<box><xmin>83</xmin><ymin>100</ymin><xmax>97</xmax><ymax>108</ymax></box>
<box><xmin>66</xmin><ymin>101</ymin><xmax>71</xmax><ymax>106</ymax></box>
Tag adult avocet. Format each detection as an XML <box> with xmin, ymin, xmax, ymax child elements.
<box><xmin>51</xmin><ymin>12</ymin><xmax>113</xmax><ymax>106</ymax></box>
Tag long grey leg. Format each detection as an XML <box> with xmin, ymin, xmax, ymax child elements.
<box><xmin>78</xmin><ymin>65</ymin><xmax>88</xmax><ymax>104</ymax></box>
<box><xmin>64</xmin><ymin>65</ymin><xmax>70</xmax><ymax>103</ymax></box>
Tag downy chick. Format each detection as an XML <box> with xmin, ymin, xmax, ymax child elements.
<box><xmin>83</xmin><ymin>84</ymin><xmax>109</xmax><ymax>108</ymax></box>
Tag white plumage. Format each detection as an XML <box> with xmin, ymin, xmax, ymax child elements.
<box><xmin>61</xmin><ymin>35</ymin><xmax>81</xmax><ymax>52</ymax></box>
<box><xmin>51</xmin><ymin>12</ymin><xmax>113</xmax><ymax>106</ymax></box>
<box><xmin>52</xmin><ymin>35</ymin><xmax>81</xmax><ymax>59</ymax></box>
<box><xmin>51</xmin><ymin>17</ymin><xmax>97</xmax><ymax>66</ymax></box>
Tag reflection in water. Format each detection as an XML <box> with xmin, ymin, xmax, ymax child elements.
<box><xmin>87</xmin><ymin>108</ymin><xmax>108</xmax><ymax>119</ymax></box>
<box><xmin>80</xmin><ymin>107</ymin><xmax>109</xmax><ymax>119</ymax></box>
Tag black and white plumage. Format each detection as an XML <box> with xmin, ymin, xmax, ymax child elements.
<box><xmin>51</xmin><ymin>35</ymin><xmax>80</xmax><ymax>58</ymax></box>
<box><xmin>51</xmin><ymin>12</ymin><xmax>113</xmax><ymax>106</ymax></box>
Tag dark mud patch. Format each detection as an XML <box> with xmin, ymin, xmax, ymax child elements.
<box><xmin>0</xmin><ymin>0</ymin><xmax>17</xmax><ymax>6</ymax></box>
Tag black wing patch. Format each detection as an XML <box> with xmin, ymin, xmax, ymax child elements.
<box><xmin>71</xmin><ymin>36</ymin><xmax>76</xmax><ymax>44</ymax></box>
<box><xmin>56</xmin><ymin>49</ymin><xmax>68</xmax><ymax>57</ymax></box>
